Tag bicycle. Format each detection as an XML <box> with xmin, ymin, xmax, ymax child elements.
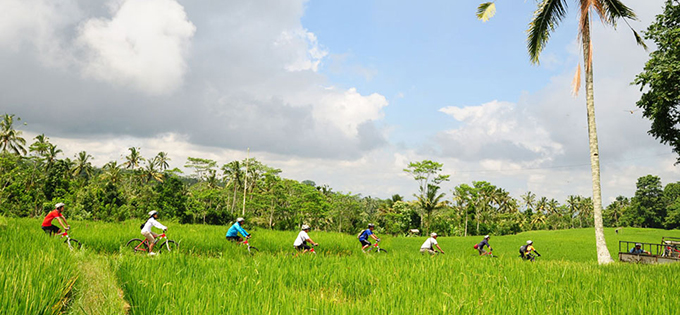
<box><xmin>227</xmin><ymin>236</ymin><xmax>259</xmax><ymax>253</ymax></box>
<box><xmin>293</xmin><ymin>244</ymin><xmax>318</xmax><ymax>256</ymax></box>
<box><xmin>365</xmin><ymin>240</ymin><xmax>388</xmax><ymax>253</ymax></box>
<box><xmin>125</xmin><ymin>232</ymin><xmax>178</xmax><ymax>254</ymax></box>
<box><xmin>58</xmin><ymin>230</ymin><xmax>82</xmax><ymax>250</ymax></box>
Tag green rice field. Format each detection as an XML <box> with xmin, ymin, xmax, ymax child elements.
<box><xmin>3</xmin><ymin>217</ymin><xmax>680</xmax><ymax>314</ymax></box>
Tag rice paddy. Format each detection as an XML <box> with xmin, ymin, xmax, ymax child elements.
<box><xmin>3</xmin><ymin>217</ymin><xmax>680</xmax><ymax>314</ymax></box>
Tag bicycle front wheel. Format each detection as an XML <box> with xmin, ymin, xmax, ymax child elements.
<box><xmin>247</xmin><ymin>246</ymin><xmax>259</xmax><ymax>253</ymax></box>
<box><xmin>125</xmin><ymin>238</ymin><xmax>148</xmax><ymax>253</ymax></box>
<box><xmin>377</xmin><ymin>248</ymin><xmax>388</xmax><ymax>253</ymax></box>
<box><xmin>66</xmin><ymin>239</ymin><xmax>82</xmax><ymax>250</ymax></box>
<box><xmin>159</xmin><ymin>240</ymin><xmax>179</xmax><ymax>253</ymax></box>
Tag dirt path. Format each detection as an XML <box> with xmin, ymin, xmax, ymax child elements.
<box><xmin>68</xmin><ymin>253</ymin><xmax>130</xmax><ymax>315</ymax></box>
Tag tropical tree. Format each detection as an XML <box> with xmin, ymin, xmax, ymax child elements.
<box><xmin>404</xmin><ymin>160</ymin><xmax>450</xmax><ymax>231</ymax></box>
<box><xmin>416</xmin><ymin>184</ymin><xmax>446</xmax><ymax>233</ymax></box>
<box><xmin>477</xmin><ymin>0</ymin><xmax>645</xmax><ymax>264</ymax></box>
<box><xmin>72</xmin><ymin>151</ymin><xmax>93</xmax><ymax>179</ymax></box>
<box><xmin>154</xmin><ymin>152</ymin><xmax>171</xmax><ymax>172</ymax></box>
<box><xmin>29</xmin><ymin>134</ymin><xmax>51</xmax><ymax>158</ymax></box>
<box><xmin>124</xmin><ymin>147</ymin><xmax>144</xmax><ymax>170</ymax></box>
<box><xmin>0</xmin><ymin>114</ymin><xmax>27</xmax><ymax>155</ymax></box>
<box><xmin>634</xmin><ymin>0</ymin><xmax>680</xmax><ymax>163</ymax></box>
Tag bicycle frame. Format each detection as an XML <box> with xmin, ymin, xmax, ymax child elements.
<box><xmin>58</xmin><ymin>231</ymin><xmax>79</xmax><ymax>250</ymax></box>
<box><xmin>365</xmin><ymin>241</ymin><xmax>385</xmax><ymax>253</ymax></box>
<box><xmin>134</xmin><ymin>233</ymin><xmax>168</xmax><ymax>252</ymax></box>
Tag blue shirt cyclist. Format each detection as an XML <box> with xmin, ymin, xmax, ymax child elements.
<box><xmin>226</xmin><ymin>217</ymin><xmax>250</xmax><ymax>242</ymax></box>
<box><xmin>359</xmin><ymin>223</ymin><xmax>380</xmax><ymax>252</ymax></box>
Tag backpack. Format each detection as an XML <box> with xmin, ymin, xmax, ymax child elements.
<box><xmin>140</xmin><ymin>218</ymin><xmax>150</xmax><ymax>230</ymax></box>
<box><xmin>519</xmin><ymin>245</ymin><xmax>527</xmax><ymax>256</ymax></box>
<box><xmin>473</xmin><ymin>243</ymin><xmax>479</xmax><ymax>249</ymax></box>
<box><xmin>357</xmin><ymin>230</ymin><xmax>365</xmax><ymax>239</ymax></box>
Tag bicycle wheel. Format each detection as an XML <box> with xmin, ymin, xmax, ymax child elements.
<box><xmin>66</xmin><ymin>239</ymin><xmax>82</xmax><ymax>250</ymax></box>
<box><xmin>125</xmin><ymin>238</ymin><xmax>148</xmax><ymax>253</ymax></box>
<box><xmin>247</xmin><ymin>246</ymin><xmax>259</xmax><ymax>253</ymax></box>
<box><xmin>159</xmin><ymin>240</ymin><xmax>179</xmax><ymax>253</ymax></box>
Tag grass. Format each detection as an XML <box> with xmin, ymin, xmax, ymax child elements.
<box><xmin>4</xmin><ymin>217</ymin><xmax>680</xmax><ymax>314</ymax></box>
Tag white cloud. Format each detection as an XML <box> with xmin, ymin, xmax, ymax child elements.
<box><xmin>77</xmin><ymin>0</ymin><xmax>196</xmax><ymax>94</ymax></box>
<box><xmin>276</xmin><ymin>29</ymin><xmax>328</xmax><ymax>72</ymax></box>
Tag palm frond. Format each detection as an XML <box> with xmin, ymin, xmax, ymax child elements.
<box><xmin>598</xmin><ymin>0</ymin><xmax>636</xmax><ymax>24</ymax></box>
<box><xmin>476</xmin><ymin>2</ymin><xmax>496</xmax><ymax>22</ymax></box>
<box><xmin>571</xmin><ymin>63</ymin><xmax>582</xmax><ymax>96</ymax></box>
<box><xmin>527</xmin><ymin>0</ymin><xmax>569</xmax><ymax>64</ymax></box>
<box><xmin>632</xmin><ymin>29</ymin><xmax>648</xmax><ymax>51</ymax></box>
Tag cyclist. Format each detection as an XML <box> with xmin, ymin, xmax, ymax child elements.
<box><xmin>41</xmin><ymin>203</ymin><xmax>70</xmax><ymax>235</ymax></box>
<box><xmin>475</xmin><ymin>235</ymin><xmax>492</xmax><ymax>256</ymax></box>
<box><xmin>141</xmin><ymin>210</ymin><xmax>167</xmax><ymax>256</ymax></box>
<box><xmin>358</xmin><ymin>223</ymin><xmax>380</xmax><ymax>252</ymax></box>
<box><xmin>420</xmin><ymin>232</ymin><xmax>445</xmax><ymax>255</ymax></box>
<box><xmin>226</xmin><ymin>217</ymin><xmax>250</xmax><ymax>243</ymax></box>
<box><xmin>630</xmin><ymin>243</ymin><xmax>650</xmax><ymax>255</ymax></box>
<box><xmin>519</xmin><ymin>240</ymin><xmax>541</xmax><ymax>261</ymax></box>
<box><xmin>293</xmin><ymin>225</ymin><xmax>318</xmax><ymax>255</ymax></box>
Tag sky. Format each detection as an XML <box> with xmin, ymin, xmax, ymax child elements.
<box><xmin>1</xmin><ymin>0</ymin><xmax>677</xmax><ymax>205</ymax></box>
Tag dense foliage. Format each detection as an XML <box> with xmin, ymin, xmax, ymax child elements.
<box><xmin>634</xmin><ymin>0</ymin><xmax>680</xmax><ymax>163</ymax></box>
<box><xmin>2</xmin><ymin>114</ymin><xmax>680</xmax><ymax>236</ymax></box>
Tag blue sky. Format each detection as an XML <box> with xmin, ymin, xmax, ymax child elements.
<box><xmin>0</xmin><ymin>0</ymin><xmax>676</xmax><ymax>204</ymax></box>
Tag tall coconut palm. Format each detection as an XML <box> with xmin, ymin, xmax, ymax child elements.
<box><xmin>478</xmin><ymin>0</ymin><xmax>645</xmax><ymax>264</ymax></box>
<box><xmin>0</xmin><ymin>114</ymin><xmax>27</xmax><ymax>155</ymax></box>
<box><xmin>72</xmin><ymin>151</ymin><xmax>93</xmax><ymax>179</ymax></box>
<box><xmin>29</xmin><ymin>134</ymin><xmax>51</xmax><ymax>157</ymax></box>
<box><xmin>154</xmin><ymin>152</ymin><xmax>171</xmax><ymax>172</ymax></box>
<box><xmin>124</xmin><ymin>147</ymin><xmax>144</xmax><ymax>170</ymax></box>
<box><xmin>417</xmin><ymin>184</ymin><xmax>446</xmax><ymax>233</ymax></box>
<box><xmin>45</xmin><ymin>144</ymin><xmax>62</xmax><ymax>169</ymax></box>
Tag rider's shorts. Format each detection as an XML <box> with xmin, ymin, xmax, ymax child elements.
<box><xmin>360</xmin><ymin>240</ymin><xmax>371</xmax><ymax>247</ymax></box>
<box><xmin>42</xmin><ymin>225</ymin><xmax>60</xmax><ymax>235</ymax></box>
<box><xmin>296</xmin><ymin>243</ymin><xmax>311</xmax><ymax>250</ymax></box>
<box><xmin>142</xmin><ymin>231</ymin><xmax>157</xmax><ymax>243</ymax></box>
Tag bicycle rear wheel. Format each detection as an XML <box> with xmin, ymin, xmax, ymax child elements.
<box><xmin>125</xmin><ymin>238</ymin><xmax>148</xmax><ymax>253</ymax></box>
<box><xmin>159</xmin><ymin>240</ymin><xmax>179</xmax><ymax>253</ymax></box>
<box><xmin>66</xmin><ymin>239</ymin><xmax>82</xmax><ymax>250</ymax></box>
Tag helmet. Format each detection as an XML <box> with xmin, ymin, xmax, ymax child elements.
<box><xmin>484</xmin><ymin>235</ymin><xmax>490</xmax><ymax>239</ymax></box>
<box><xmin>55</xmin><ymin>203</ymin><xmax>65</xmax><ymax>209</ymax></box>
<box><xmin>431</xmin><ymin>232</ymin><xmax>437</xmax><ymax>237</ymax></box>
<box><xmin>635</xmin><ymin>243</ymin><xmax>642</xmax><ymax>247</ymax></box>
<box><xmin>236</xmin><ymin>217</ymin><xmax>245</xmax><ymax>223</ymax></box>
<box><xmin>301</xmin><ymin>224</ymin><xmax>310</xmax><ymax>230</ymax></box>
<box><xmin>527</xmin><ymin>240</ymin><xmax>533</xmax><ymax>245</ymax></box>
<box><xmin>368</xmin><ymin>223</ymin><xmax>375</xmax><ymax>228</ymax></box>
<box><xmin>148</xmin><ymin>210</ymin><xmax>158</xmax><ymax>216</ymax></box>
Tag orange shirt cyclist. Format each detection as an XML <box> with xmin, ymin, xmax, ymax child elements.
<box><xmin>41</xmin><ymin>203</ymin><xmax>70</xmax><ymax>235</ymax></box>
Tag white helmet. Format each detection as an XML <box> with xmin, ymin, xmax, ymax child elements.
<box><xmin>431</xmin><ymin>232</ymin><xmax>437</xmax><ymax>237</ymax></box>
<box><xmin>236</xmin><ymin>217</ymin><xmax>245</xmax><ymax>223</ymax></box>
<box><xmin>527</xmin><ymin>240</ymin><xmax>533</xmax><ymax>245</ymax></box>
<box><xmin>148</xmin><ymin>210</ymin><xmax>158</xmax><ymax>216</ymax></box>
<box><xmin>301</xmin><ymin>224</ymin><xmax>310</xmax><ymax>230</ymax></box>
<box><xmin>484</xmin><ymin>235</ymin><xmax>490</xmax><ymax>239</ymax></box>
<box><xmin>55</xmin><ymin>202</ymin><xmax>65</xmax><ymax>209</ymax></box>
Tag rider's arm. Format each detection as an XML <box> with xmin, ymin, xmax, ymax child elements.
<box><xmin>56</xmin><ymin>216</ymin><xmax>69</xmax><ymax>230</ymax></box>
<box><xmin>371</xmin><ymin>234</ymin><xmax>379</xmax><ymax>241</ymax></box>
<box><xmin>307</xmin><ymin>237</ymin><xmax>318</xmax><ymax>246</ymax></box>
<box><xmin>237</xmin><ymin>225</ymin><xmax>249</xmax><ymax>237</ymax></box>
<box><xmin>436</xmin><ymin>244</ymin><xmax>444</xmax><ymax>253</ymax></box>
<box><xmin>152</xmin><ymin>219</ymin><xmax>168</xmax><ymax>231</ymax></box>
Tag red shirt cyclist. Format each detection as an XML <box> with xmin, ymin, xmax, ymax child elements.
<box><xmin>41</xmin><ymin>203</ymin><xmax>70</xmax><ymax>235</ymax></box>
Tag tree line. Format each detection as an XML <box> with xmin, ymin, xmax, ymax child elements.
<box><xmin>2</xmin><ymin>113</ymin><xmax>678</xmax><ymax>236</ymax></box>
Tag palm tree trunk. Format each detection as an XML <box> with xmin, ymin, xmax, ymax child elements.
<box><xmin>583</xmin><ymin>17</ymin><xmax>614</xmax><ymax>264</ymax></box>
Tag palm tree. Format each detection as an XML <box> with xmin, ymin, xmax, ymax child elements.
<box><xmin>477</xmin><ymin>0</ymin><xmax>644</xmax><ymax>264</ymax></box>
<box><xmin>29</xmin><ymin>134</ymin><xmax>51</xmax><ymax>157</ymax></box>
<box><xmin>124</xmin><ymin>147</ymin><xmax>144</xmax><ymax>170</ymax></box>
<box><xmin>141</xmin><ymin>160</ymin><xmax>164</xmax><ymax>183</ymax></box>
<box><xmin>222</xmin><ymin>161</ymin><xmax>243</xmax><ymax>214</ymax></box>
<box><xmin>101</xmin><ymin>161</ymin><xmax>123</xmax><ymax>185</ymax></box>
<box><xmin>154</xmin><ymin>152</ymin><xmax>171</xmax><ymax>171</ymax></box>
<box><xmin>417</xmin><ymin>184</ymin><xmax>446</xmax><ymax>233</ymax></box>
<box><xmin>521</xmin><ymin>191</ymin><xmax>536</xmax><ymax>214</ymax></box>
<box><xmin>0</xmin><ymin>114</ymin><xmax>27</xmax><ymax>155</ymax></box>
<box><xmin>72</xmin><ymin>151</ymin><xmax>93</xmax><ymax>179</ymax></box>
<box><xmin>45</xmin><ymin>144</ymin><xmax>63</xmax><ymax>169</ymax></box>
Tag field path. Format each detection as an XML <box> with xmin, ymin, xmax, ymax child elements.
<box><xmin>68</xmin><ymin>253</ymin><xmax>130</xmax><ymax>315</ymax></box>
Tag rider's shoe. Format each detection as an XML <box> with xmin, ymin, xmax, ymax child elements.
<box><xmin>148</xmin><ymin>252</ymin><xmax>157</xmax><ymax>256</ymax></box>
